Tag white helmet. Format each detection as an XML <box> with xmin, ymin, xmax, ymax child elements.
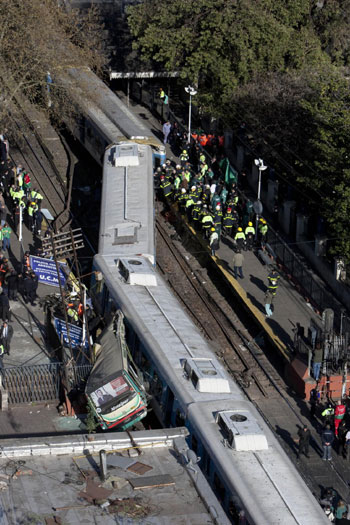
<box><xmin>216</xmin><ymin>205</ymin><xmax>220</xmax><ymax>211</ymax></box>
<box><xmin>181</xmin><ymin>188</ymin><xmax>186</xmax><ymax>193</ymax></box>
<box><xmin>196</xmin><ymin>200</ymin><xmax>202</xmax><ymax>205</ymax></box>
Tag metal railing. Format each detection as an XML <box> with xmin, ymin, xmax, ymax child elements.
<box><xmin>267</xmin><ymin>228</ymin><xmax>343</xmax><ymax>329</ymax></box>
<box><xmin>0</xmin><ymin>362</ymin><xmax>92</xmax><ymax>405</ymax></box>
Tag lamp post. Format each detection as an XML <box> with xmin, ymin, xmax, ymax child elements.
<box><xmin>254</xmin><ymin>158</ymin><xmax>267</xmax><ymax>240</ymax></box>
<box><xmin>185</xmin><ymin>86</ymin><xmax>197</xmax><ymax>144</ymax></box>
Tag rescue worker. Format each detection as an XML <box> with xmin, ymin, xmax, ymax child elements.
<box><xmin>180</xmin><ymin>149</ymin><xmax>189</xmax><ymax>167</ymax></box>
<box><xmin>185</xmin><ymin>192</ymin><xmax>196</xmax><ymax>220</ymax></box>
<box><xmin>321</xmin><ymin>405</ymin><xmax>335</xmax><ymax>427</ymax></box>
<box><xmin>267</xmin><ymin>268</ymin><xmax>279</xmax><ymax>296</ymax></box>
<box><xmin>192</xmin><ymin>201</ymin><xmax>202</xmax><ymax>229</ymax></box>
<box><xmin>334</xmin><ymin>399</ymin><xmax>346</xmax><ymax>437</ymax></box>
<box><xmin>212</xmin><ymin>204</ymin><xmax>223</xmax><ymax>235</ymax></box>
<box><xmin>258</xmin><ymin>218</ymin><xmax>268</xmax><ymax>245</ymax></box>
<box><xmin>27</xmin><ymin>201</ymin><xmax>39</xmax><ymax>231</ymax></box>
<box><xmin>67</xmin><ymin>303</ymin><xmax>79</xmax><ymax>325</ymax></box>
<box><xmin>245</xmin><ymin>221</ymin><xmax>255</xmax><ymax>250</ymax></box>
<box><xmin>159</xmin><ymin>175</ymin><xmax>172</xmax><ymax>202</ymax></box>
<box><xmin>177</xmin><ymin>188</ymin><xmax>188</xmax><ymax>212</ymax></box>
<box><xmin>201</xmin><ymin>206</ymin><xmax>214</xmax><ymax>238</ymax></box>
<box><xmin>209</xmin><ymin>227</ymin><xmax>219</xmax><ymax>256</ymax></box>
<box><xmin>30</xmin><ymin>188</ymin><xmax>44</xmax><ymax>208</ymax></box>
<box><xmin>234</xmin><ymin>227</ymin><xmax>246</xmax><ymax>251</ymax></box>
<box><xmin>223</xmin><ymin>207</ymin><xmax>234</xmax><ymax>237</ymax></box>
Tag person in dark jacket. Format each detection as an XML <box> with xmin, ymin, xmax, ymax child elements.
<box><xmin>6</xmin><ymin>270</ymin><xmax>18</xmax><ymax>301</ymax></box>
<box><xmin>0</xmin><ymin>292</ymin><xmax>10</xmax><ymax>322</ymax></box>
<box><xmin>23</xmin><ymin>272</ymin><xmax>38</xmax><ymax>306</ymax></box>
<box><xmin>322</xmin><ymin>424</ymin><xmax>335</xmax><ymax>461</ymax></box>
<box><xmin>0</xmin><ymin>321</ymin><xmax>13</xmax><ymax>355</ymax></box>
<box><xmin>297</xmin><ymin>425</ymin><xmax>311</xmax><ymax>459</ymax></box>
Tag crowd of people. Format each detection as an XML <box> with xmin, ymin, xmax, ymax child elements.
<box><xmin>0</xmin><ymin>133</ymin><xmax>47</xmax><ymax>366</ymax></box>
<box><xmin>155</xmin><ymin>135</ymin><xmax>269</xmax><ymax>260</ymax></box>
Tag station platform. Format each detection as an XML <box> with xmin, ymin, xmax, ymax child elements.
<box><xmin>114</xmin><ymin>90</ymin><xmax>350</xmax><ymax>507</ymax></box>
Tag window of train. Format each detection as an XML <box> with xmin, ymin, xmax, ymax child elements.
<box><xmin>191</xmin><ymin>433</ymin><xmax>198</xmax><ymax>454</ymax></box>
<box><xmin>201</xmin><ymin>448</ymin><xmax>211</xmax><ymax>477</ymax></box>
<box><xmin>151</xmin><ymin>371</ymin><xmax>163</xmax><ymax>402</ymax></box>
<box><xmin>213</xmin><ymin>473</ymin><xmax>226</xmax><ymax>504</ymax></box>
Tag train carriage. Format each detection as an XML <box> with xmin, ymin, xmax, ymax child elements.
<box><xmin>88</xmin><ymin>142</ymin><xmax>328</xmax><ymax>523</ymax></box>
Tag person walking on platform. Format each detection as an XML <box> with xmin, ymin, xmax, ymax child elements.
<box><xmin>267</xmin><ymin>268</ymin><xmax>279</xmax><ymax>296</ymax></box>
<box><xmin>6</xmin><ymin>269</ymin><xmax>18</xmax><ymax>301</ymax></box>
<box><xmin>223</xmin><ymin>207</ymin><xmax>234</xmax><ymax>237</ymax></box>
<box><xmin>0</xmin><ymin>292</ymin><xmax>10</xmax><ymax>322</ymax></box>
<box><xmin>232</xmin><ymin>249</ymin><xmax>244</xmax><ymax>279</ymax></box>
<box><xmin>245</xmin><ymin>222</ymin><xmax>255</xmax><ymax>250</ymax></box>
<box><xmin>0</xmin><ymin>321</ymin><xmax>13</xmax><ymax>356</ymax></box>
<box><xmin>209</xmin><ymin>227</ymin><xmax>219</xmax><ymax>256</ymax></box>
<box><xmin>296</xmin><ymin>425</ymin><xmax>311</xmax><ymax>459</ymax></box>
<box><xmin>264</xmin><ymin>289</ymin><xmax>274</xmax><ymax>317</ymax></box>
<box><xmin>1</xmin><ymin>223</ymin><xmax>11</xmax><ymax>252</ymax></box>
<box><xmin>334</xmin><ymin>399</ymin><xmax>346</xmax><ymax>437</ymax></box>
<box><xmin>234</xmin><ymin>227</ymin><xmax>246</xmax><ymax>250</ymax></box>
<box><xmin>258</xmin><ymin>218</ymin><xmax>268</xmax><ymax>246</ymax></box>
<box><xmin>309</xmin><ymin>387</ymin><xmax>320</xmax><ymax>418</ymax></box>
<box><xmin>162</xmin><ymin>121</ymin><xmax>171</xmax><ymax>145</ymax></box>
<box><xmin>201</xmin><ymin>206</ymin><xmax>213</xmax><ymax>238</ymax></box>
<box><xmin>322</xmin><ymin>424</ymin><xmax>334</xmax><ymax>460</ymax></box>
<box><xmin>23</xmin><ymin>271</ymin><xmax>38</xmax><ymax>306</ymax></box>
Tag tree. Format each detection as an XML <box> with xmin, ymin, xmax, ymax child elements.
<box><xmin>0</xmin><ymin>0</ymin><xmax>107</xmax><ymax>138</ymax></box>
<box><xmin>127</xmin><ymin>0</ymin><xmax>325</xmax><ymax>113</ymax></box>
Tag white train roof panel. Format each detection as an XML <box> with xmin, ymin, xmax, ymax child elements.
<box><xmin>99</xmin><ymin>144</ymin><xmax>155</xmax><ymax>264</ymax></box>
<box><xmin>94</xmin><ymin>254</ymin><xmax>243</xmax><ymax>405</ymax></box>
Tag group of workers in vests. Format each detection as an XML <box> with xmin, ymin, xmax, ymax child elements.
<box><xmin>9</xmin><ymin>166</ymin><xmax>44</xmax><ymax>236</ymax></box>
<box><xmin>155</xmin><ymin>151</ymin><xmax>269</xmax><ymax>256</ymax></box>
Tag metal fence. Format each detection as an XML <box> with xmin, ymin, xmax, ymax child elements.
<box><xmin>267</xmin><ymin>228</ymin><xmax>343</xmax><ymax>329</ymax></box>
<box><xmin>0</xmin><ymin>362</ymin><xmax>92</xmax><ymax>405</ymax></box>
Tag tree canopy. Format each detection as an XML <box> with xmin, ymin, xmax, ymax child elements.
<box><xmin>128</xmin><ymin>0</ymin><xmax>350</xmax><ymax>260</ymax></box>
<box><xmin>0</xmin><ymin>0</ymin><xmax>106</xmax><ymax>133</ymax></box>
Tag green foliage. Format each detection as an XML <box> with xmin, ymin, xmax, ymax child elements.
<box><xmin>86</xmin><ymin>402</ymin><xmax>98</xmax><ymax>434</ymax></box>
<box><xmin>128</xmin><ymin>0</ymin><xmax>325</xmax><ymax>111</ymax></box>
<box><xmin>128</xmin><ymin>0</ymin><xmax>350</xmax><ymax>260</ymax></box>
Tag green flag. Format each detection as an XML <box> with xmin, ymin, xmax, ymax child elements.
<box><xmin>219</xmin><ymin>157</ymin><xmax>238</xmax><ymax>186</ymax></box>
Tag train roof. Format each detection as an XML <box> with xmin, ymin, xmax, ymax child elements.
<box><xmin>65</xmin><ymin>68</ymin><xmax>162</xmax><ymax>148</ymax></box>
<box><xmin>0</xmin><ymin>428</ymin><xmax>229</xmax><ymax>524</ymax></box>
<box><xmin>94</xmin><ymin>254</ymin><xmax>243</xmax><ymax>406</ymax></box>
<box><xmin>93</xmin><ymin>255</ymin><xmax>328</xmax><ymax>524</ymax></box>
<box><xmin>188</xmin><ymin>399</ymin><xmax>328</xmax><ymax>525</ymax></box>
<box><xmin>99</xmin><ymin>143</ymin><xmax>155</xmax><ymax>264</ymax></box>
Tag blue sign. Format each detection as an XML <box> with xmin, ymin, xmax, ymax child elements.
<box><xmin>30</xmin><ymin>256</ymin><xmax>67</xmax><ymax>287</ymax></box>
<box><xmin>54</xmin><ymin>317</ymin><xmax>89</xmax><ymax>349</ymax></box>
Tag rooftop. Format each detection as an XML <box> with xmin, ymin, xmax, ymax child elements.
<box><xmin>0</xmin><ymin>428</ymin><xmax>229</xmax><ymax>525</ymax></box>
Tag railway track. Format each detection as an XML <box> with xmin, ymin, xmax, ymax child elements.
<box><xmin>156</xmin><ymin>213</ymin><xmax>285</xmax><ymax>401</ymax></box>
<box><xmin>156</xmin><ymin>209</ymin><xmax>350</xmax><ymax>502</ymax></box>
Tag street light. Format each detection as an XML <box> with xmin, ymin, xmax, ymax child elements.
<box><xmin>185</xmin><ymin>86</ymin><xmax>197</xmax><ymax>144</ymax></box>
<box><xmin>254</xmin><ymin>158</ymin><xmax>268</xmax><ymax>240</ymax></box>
